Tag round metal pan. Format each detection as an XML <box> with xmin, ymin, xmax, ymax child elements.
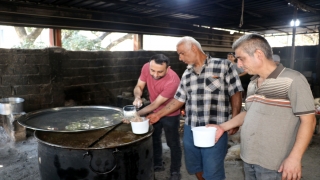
<box><xmin>17</xmin><ymin>106</ymin><xmax>123</xmax><ymax>132</ymax></box>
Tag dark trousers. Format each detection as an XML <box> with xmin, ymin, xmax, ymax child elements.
<box><xmin>152</xmin><ymin>115</ymin><xmax>182</xmax><ymax>173</ymax></box>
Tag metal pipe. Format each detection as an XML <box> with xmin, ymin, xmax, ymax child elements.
<box><xmin>290</xmin><ymin>8</ymin><xmax>297</xmax><ymax>69</ymax></box>
<box><xmin>316</xmin><ymin>26</ymin><xmax>320</xmax><ymax>89</ymax></box>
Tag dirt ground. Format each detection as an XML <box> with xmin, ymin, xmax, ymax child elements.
<box><xmin>1</xmin><ymin>127</ymin><xmax>320</xmax><ymax>180</ymax></box>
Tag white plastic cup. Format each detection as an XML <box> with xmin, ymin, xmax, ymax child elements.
<box><xmin>191</xmin><ymin>126</ymin><xmax>217</xmax><ymax>147</ymax></box>
<box><xmin>123</xmin><ymin>105</ymin><xmax>136</xmax><ymax>119</ymax></box>
<box><xmin>130</xmin><ymin>118</ymin><xmax>149</xmax><ymax>134</ymax></box>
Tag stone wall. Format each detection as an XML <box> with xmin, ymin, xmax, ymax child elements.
<box><xmin>0</xmin><ymin>48</ymin><xmax>185</xmax><ymax>112</ymax></box>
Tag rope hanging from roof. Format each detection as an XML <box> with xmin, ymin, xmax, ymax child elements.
<box><xmin>239</xmin><ymin>0</ymin><xmax>244</xmax><ymax>27</ymax></box>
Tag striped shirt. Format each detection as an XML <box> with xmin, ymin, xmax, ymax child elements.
<box><xmin>241</xmin><ymin>64</ymin><xmax>315</xmax><ymax>170</ymax></box>
<box><xmin>174</xmin><ymin>56</ymin><xmax>243</xmax><ymax>127</ymax></box>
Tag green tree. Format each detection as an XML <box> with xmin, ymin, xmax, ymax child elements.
<box><xmin>62</xmin><ymin>30</ymin><xmax>133</xmax><ymax>51</ymax></box>
<box><xmin>13</xmin><ymin>27</ymin><xmax>133</xmax><ymax>50</ymax></box>
<box><xmin>62</xmin><ymin>30</ymin><xmax>106</xmax><ymax>50</ymax></box>
<box><xmin>14</xmin><ymin>27</ymin><xmax>46</xmax><ymax>49</ymax></box>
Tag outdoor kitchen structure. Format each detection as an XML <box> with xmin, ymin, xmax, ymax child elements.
<box><xmin>1</xmin><ymin>0</ymin><xmax>320</xmax><ymax>180</ymax></box>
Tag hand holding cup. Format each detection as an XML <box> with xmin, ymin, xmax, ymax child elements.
<box><xmin>133</xmin><ymin>97</ymin><xmax>143</xmax><ymax>108</ymax></box>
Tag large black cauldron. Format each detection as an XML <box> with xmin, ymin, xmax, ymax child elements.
<box><xmin>17</xmin><ymin>106</ymin><xmax>154</xmax><ymax>180</ymax></box>
<box><xmin>35</xmin><ymin>124</ymin><xmax>154</xmax><ymax>180</ymax></box>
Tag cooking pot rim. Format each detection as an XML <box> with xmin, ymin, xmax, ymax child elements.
<box><xmin>34</xmin><ymin>125</ymin><xmax>154</xmax><ymax>150</ymax></box>
<box><xmin>0</xmin><ymin>97</ymin><xmax>25</xmax><ymax>103</ymax></box>
<box><xmin>17</xmin><ymin>106</ymin><xmax>123</xmax><ymax>132</ymax></box>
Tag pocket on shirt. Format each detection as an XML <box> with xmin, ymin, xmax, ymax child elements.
<box><xmin>205</xmin><ymin>77</ymin><xmax>221</xmax><ymax>92</ymax></box>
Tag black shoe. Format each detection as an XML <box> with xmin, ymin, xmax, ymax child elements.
<box><xmin>169</xmin><ymin>172</ymin><xmax>181</xmax><ymax>180</ymax></box>
<box><xmin>154</xmin><ymin>165</ymin><xmax>165</xmax><ymax>172</ymax></box>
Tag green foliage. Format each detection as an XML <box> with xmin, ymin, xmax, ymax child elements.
<box><xmin>13</xmin><ymin>39</ymin><xmax>47</xmax><ymax>49</ymax></box>
<box><xmin>62</xmin><ymin>30</ymin><xmax>104</xmax><ymax>51</ymax></box>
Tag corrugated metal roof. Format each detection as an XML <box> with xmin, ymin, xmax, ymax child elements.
<box><xmin>0</xmin><ymin>0</ymin><xmax>319</xmax><ymax>35</ymax></box>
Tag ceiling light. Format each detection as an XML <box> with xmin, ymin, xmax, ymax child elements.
<box><xmin>290</xmin><ymin>19</ymin><xmax>300</xmax><ymax>27</ymax></box>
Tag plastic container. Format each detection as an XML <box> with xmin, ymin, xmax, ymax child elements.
<box><xmin>131</xmin><ymin>118</ymin><xmax>149</xmax><ymax>134</ymax></box>
<box><xmin>191</xmin><ymin>126</ymin><xmax>217</xmax><ymax>147</ymax></box>
<box><xmin>123</xmin><ymin>105</ymin><xmax>136</xmax><ymax>118</ymax></box>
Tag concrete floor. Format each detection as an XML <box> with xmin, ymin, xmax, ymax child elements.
<box><xmin>1</xmin><ymin>127</ymin><xmax>320</xmax><ymax>180</ymax></box>
<box><xmin>0</xmin><ymin>127</ymin><xmax>244</xmax><ymax>180</ymax></box>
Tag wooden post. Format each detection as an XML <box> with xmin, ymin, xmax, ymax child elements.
<box><xmin>49</xmin><ymin>29</ymin><xmax>62</xmax><ymax>47</ymax></box>
<box><xmin>49</xmin><ymin>29</ymin><xmax>54</xmax><ymax>47</ymax></box>
<box><xmin>54</xmin><ymin>29</ymin><xmax>62</xmax><ymax>47</ymax></box>
<box><xmin>133</xmin><ymin>34</ymin><xmax>143</xmax><ymax>50</ymax></box>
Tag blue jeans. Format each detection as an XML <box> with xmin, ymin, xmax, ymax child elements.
<box><xmin>243</xmin><ymin>162</ymin><xmax>282</xmax><ymax>180</ymax></box>
<box><xmin>152</xmin><ymin>115</ymin><xmax>182</xmax><ymax>173</ymax></box>
<box><xmin>183</xmin><ymin>124</ymin><xmax>228</xmax><ymax>180</ymax></box>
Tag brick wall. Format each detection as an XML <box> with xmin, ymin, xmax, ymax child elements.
<box><xmin>0</xmin><ymin>49</ymin><xmax>51</xmax><ymax>112</ymax></box>
<box><xmin>2</xmin><ymin>46</ymin><xmax>316</xmax><ymax>113</ymax></box>
<box><xmin>0</xmin><ymin>48</ymin><xmax>184</xmax><ymax>112</ymax></box>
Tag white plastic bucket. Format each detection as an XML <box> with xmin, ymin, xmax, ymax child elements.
<box><xmin>191</xmin><ymin>126</ymin><xmax>217</xmax><ymax>147</ymax></box>
<box><xmin>130</xmin><ymin>119</ymin><xmax>149</xmax><ymax>134</ymax></box>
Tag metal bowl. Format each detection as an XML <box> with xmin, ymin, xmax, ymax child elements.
<box><xmin>0</xmin><ymin>97</ymin><xmax>24</xmax><ymax>115</ymax></box>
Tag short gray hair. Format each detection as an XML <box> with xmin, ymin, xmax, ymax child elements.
<box><xmin>232</xmin><ymin>34</ymin><xmax>273</xmax><ymax>60</ymax></box>
<box><xmin>177</xmin><ymin>36</ymin><xmax>205</xmax><ymax>54</ymax></box>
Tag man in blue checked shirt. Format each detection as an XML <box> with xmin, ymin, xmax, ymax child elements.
<box><xmin>147</xmin><ymin>36</ymin><xmax>243</xmax><ymax>180</ymax></box>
